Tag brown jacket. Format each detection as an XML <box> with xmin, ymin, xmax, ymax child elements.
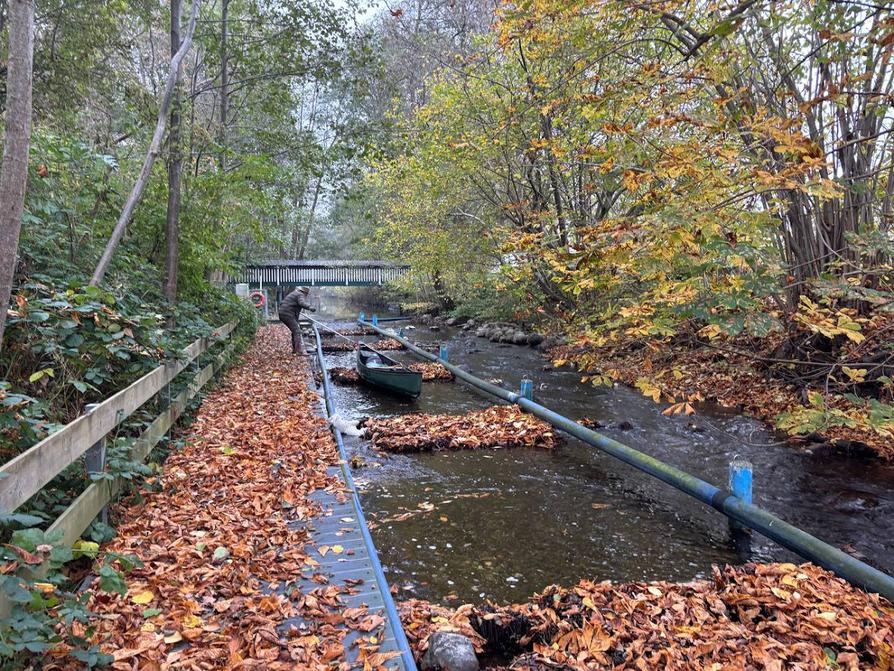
<box><xmin>279</xmin><ymin>290</ymin><xmax>314</xmax><ymax>318</ymax></box>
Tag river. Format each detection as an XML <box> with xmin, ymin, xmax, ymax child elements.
<box><xmin>309</xmin><ymin>298</ymin><xmax>894</xmax><ymax>605</ymax></box>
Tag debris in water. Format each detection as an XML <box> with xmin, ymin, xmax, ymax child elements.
<box><xmin>321</xmin><ymin>339</ymin><xmax>406</xmax><ymax>353</ymax></box>
<box><xmin>362</xmin><ymin>406</ymin><xmax>557</xmax><ymax>453</ymax></box>
<box><xmin>329</xmin><ymin>367</ymin><xmax>362</xmax><ymax>384</ymax></box>
<box><xmin>408</xmin><ymin>362</ymin><xmax>455</xmax><ymax>382</ymax></box>
<box><xmin>328</xmin><ymin>413</ymin><xmax>366</xmax><ymax>437</ymax></box>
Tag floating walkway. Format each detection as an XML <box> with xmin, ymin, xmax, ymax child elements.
<box><xmin>298</xmin><ymin>325</ymin><xmax>414</xmax><ymax>669</ymax></box>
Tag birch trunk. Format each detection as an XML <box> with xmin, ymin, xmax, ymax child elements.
<box><xmin>90</xmin><ymin>0</ymin><xmax>201</xmax><ymax>287</ymax></box>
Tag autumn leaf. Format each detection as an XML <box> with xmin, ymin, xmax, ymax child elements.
<box><xmin>131</xmin><ymin>591</ymin><xmax>154</xmax><ymax>605</ymax></box>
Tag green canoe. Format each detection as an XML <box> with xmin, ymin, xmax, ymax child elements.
<box><xmin>356</xmin><ymin>345</ymin><xmax>422</xmax><ymax>398</ymax></box>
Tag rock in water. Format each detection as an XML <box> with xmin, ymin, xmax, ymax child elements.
<box><xmin>421</xmin><ymin>631</ymin><xmax>479</xmax><ymax>671</ymax></box>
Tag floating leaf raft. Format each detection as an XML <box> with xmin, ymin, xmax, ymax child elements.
<box><xmin>409</xmin><ymin>362</ymin><xmax>455</xmax><ymax>381</ymax></box>
<box><xmin>330</xmin><ymin>362</ymin><xmax>454</xmax><ymax>385</ymax></box>
<box><xmin>399</xmin><ymin>562</ymin><xmax>894</xmax><ymax>670</ymax></box>
<box><xmin>321</xmin><ymin>338</ymin><xmax>406</xmax><ymax>352</ymax></box>
<box><xmin>363</xmin><ymin>405</ymin><xmax>555</xmax><ymax>452</ymax></box>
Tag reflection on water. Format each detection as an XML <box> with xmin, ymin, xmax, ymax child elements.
<box><xmin>309</xmin><ymin>304</ymin><xmax>894</xmax><ymax>605</ymax></box>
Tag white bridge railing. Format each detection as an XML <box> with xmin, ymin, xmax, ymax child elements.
<box><xmin>233</xmin><ymin>260</ymin><xmax>410</xmax><ymax>287</ymax></box>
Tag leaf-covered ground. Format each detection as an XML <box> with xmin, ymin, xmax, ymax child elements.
<box><xmin>400</xmin><ymin>563</ymin><xmax>894</xmax><ymax>670</ymax></box>
<box><xmin>50</xmin><ymin>327</ymin><xmax>401</xmax><ymax>669</ymax></box>
<box><xmin>362</xmin><ymin>406</ymin><xmax>557</xmax><ymax>453</ymax></box>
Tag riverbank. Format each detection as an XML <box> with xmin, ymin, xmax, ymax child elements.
<box><xmin>400</xmin><ymin>562</ymin><xmax>894</xmax><ymax>669</ymax></box>
<box><xmin>548</xmin><ymin>319</ymin><xmax>894</xmax><ymax>460</ymax></box>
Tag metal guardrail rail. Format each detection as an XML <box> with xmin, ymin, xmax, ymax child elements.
<box><xmin>311</xmin><ymin>325</ymin><xmax>417</xmax><ymax>670</ymax></box>
<box><xmin>360</xmin><ymin>319</ymin><xmax>894</xmax><ymax>603</ymax></box>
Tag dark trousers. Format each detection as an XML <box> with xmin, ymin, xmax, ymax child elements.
<box><xmin>279</xmin><ymin>311</ymin><xmax>301</xmax><ymax>353</ymax></box>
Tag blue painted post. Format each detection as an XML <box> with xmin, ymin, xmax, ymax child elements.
<box><xmin>439</xmin><ymin>345</ymin><xmax>448</xmax><ymax>362</ymax></box>
<box><xmin>372</xmin><ymin>314</ymin><xmax>378</xmax><ymax>326</ymax></box>
<box><xmin>729</xmin><ymin>458</ymin><xmax>753</xmax><ymax>533</ymax></box>
<box><xmin>359</xmin><ymin>311</ymin><xmax>365</xmax><ymax>322</ymax></box>
<box><xmin>520</xmin><ymin>378</ymin><xmax>534</xmax><ymax>400</ymax></box>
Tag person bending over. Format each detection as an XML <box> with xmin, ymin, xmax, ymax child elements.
<box><xmin>278</xmin><ymin>286</ymin><xmax>316</xmax><ymax>354</ymax></box>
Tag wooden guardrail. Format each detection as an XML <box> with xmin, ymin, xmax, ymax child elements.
<box><xmin>0</xmin><ymin>322</ymin><xmax>237</xmax><ymax>550</ymax></box>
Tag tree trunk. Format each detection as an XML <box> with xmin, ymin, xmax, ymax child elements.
<box><xmin>90</xmin><ymin>0</ymin><xmax>201</xmax><ymax>287</ymax></box>
<box><xmin>164</xmin><ymin>0</ymin><xmax>183</xmax><ymax>304</ymax></box>
<box><xmin>0</xmin><ymin>0</ymin><xmax>34</xmax><ymax>352</ymax></box>
<box><xmin>219</xmin><ymin>0</ymin><xmax>229</xmax><ymax>171</ymax></box>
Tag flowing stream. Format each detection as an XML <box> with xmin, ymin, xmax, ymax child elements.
<box><xmin>309</xmin><ymin>298</ymin><xmax>894</xmax><ymax>605</ymax></box>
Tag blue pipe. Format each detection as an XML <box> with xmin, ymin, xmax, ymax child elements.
<box><xmin>311</xmin><ymin>326</ymin><xmax>417</xmax><ymax>670</ymax></box>
<box><xmin>359</xmin><ymin>319</ymin><xmax>894</xmax><ymax>603</ymax></box>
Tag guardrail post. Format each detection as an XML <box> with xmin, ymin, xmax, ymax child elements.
<box><xmin>729</xmin><ymin>458</ymin><xmax>753</xmax><ymax>534</ymax></box>
<box><xmin>84</xmin><ymin>403</ymin><xmax>108</xmax><ymax>524</ymax></box>
<box><xmin>520</xmin><ymin>378</ymin><xmax>534</xmax><ymax>400</ymax></box>
<box><xmin>438</xmin><ymin>344</ymin><xmax>448</xmax><ymax>362</ymax></box>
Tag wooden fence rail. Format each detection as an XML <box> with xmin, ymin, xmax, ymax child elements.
<box><xmin>0</xmin><ymin>322</ymin><xmax>239</xmax><ymax>617</ymax></box>
<box><xmin>44</xmin><ymin>337</ymin><xmax>238</xmax><ymax>549</ymax></box>
<box><xmin>0</xmin><ymin>323</ymin><xmax>235</xmax><ymax>515</ymax></box>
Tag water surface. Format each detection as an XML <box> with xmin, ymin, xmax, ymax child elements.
<box><xmin>308</xmin><ymin>303</ymin><xmax>894</xmax><ymax>604</ymax></box>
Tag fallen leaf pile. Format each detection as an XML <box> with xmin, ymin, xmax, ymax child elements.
<box><xmin>407</xmin><ymin>362</ymin><xmax>455</xmax><ymax>382</ymax></box>
<box><xmin>399</xmin><ymin>562</ymin><xmax>894</xmax><ymax>670</ymax></box>
<box><xmin>362</xmin><ymin>405</ymin><xmax>556</xmax><ymax>453</ymax></box>
<box><xmin>321</xmin><ymin>339</ymin><xmax>406</xmax><ymax>353</ymax></box>
<box><xmin>50</xmin><ymin>327</ymin><xmax>400</xmax><ymax>670</ymax></box>
<box><xmin>329</xmin><ymin>363</ymin><xmax>454</xmax><ymax>386</ymax></box>
<box><xmin>321</xmin><ymin>341</ymin><xmax>360</xmax><ymax>353</ymax></box>
<box><xmin>333</xmin><ymin>327</ymin><xmax>378</xmax><ymax>336</ymax></box>
<box><xmin>329</xmin><ymin>367</ymin><xmax>362</xmax><ymax>384</ymax></box>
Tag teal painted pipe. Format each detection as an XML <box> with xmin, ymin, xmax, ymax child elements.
<box><xmin>359</xmin><ymin>319</ymin><xmax>894</xmax><ymax>603</ymax></box>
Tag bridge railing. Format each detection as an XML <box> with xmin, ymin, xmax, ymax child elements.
<box><xmin>232</xmin><ymin>261</ymin><xmax>410</xmax><ymax>287</ymax></box>
<box><xmin>0</xmin><ymin>323</ymin><xmax>237</xmax><ymax>601</ymax></box>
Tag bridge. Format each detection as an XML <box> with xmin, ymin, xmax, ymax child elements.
<box><xmin>233</xmin><ymin>260</ymin><xmax>410</xmax><ymax>287</ymax></box>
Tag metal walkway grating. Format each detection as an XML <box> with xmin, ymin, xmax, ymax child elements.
<box><xmin>282</xmin><ymin>333</ymin><xmax>414</xmax><ymax>670</ymax></box>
